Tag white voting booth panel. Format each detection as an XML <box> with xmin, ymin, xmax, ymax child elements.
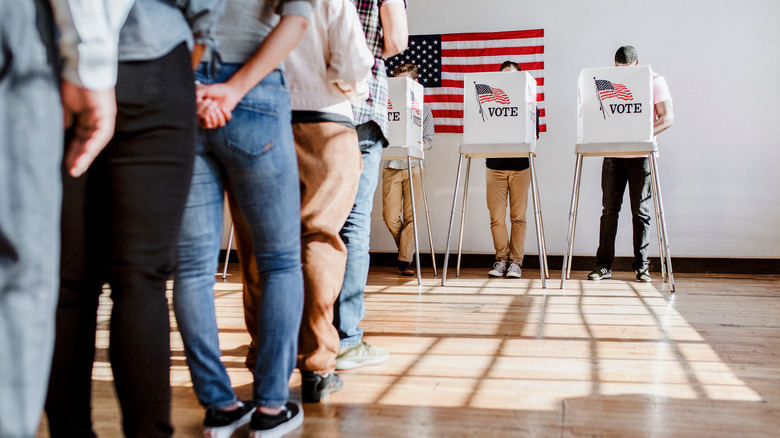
<box><xmin>463</xmin><ymin>71</ymin><xmax>536</xmax><ymax>146</ymax></box>
<box><xmin>387</xmin><ymin>77</ymin><xmax>424</xmax><ymax>149</ymax></box>
<box><xmin>577</xmin><ymin>65</ymin><xmax>653</xmax><ymax>145</ymax></box>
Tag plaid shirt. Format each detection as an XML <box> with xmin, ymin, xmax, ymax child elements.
<box><xmin>351</xmin><ymin>0</ymin><xmax>406</xmax><ymax>139</ymax></box>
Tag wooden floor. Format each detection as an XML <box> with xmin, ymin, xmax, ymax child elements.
<box><xmin>37</xmin><ymin>267</ymin><xmax>780</xmax><ymax>437</ymax></box>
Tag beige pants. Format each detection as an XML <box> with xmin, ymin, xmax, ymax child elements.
<box><xmin>382</xmin><ymin>166</ymin><xmax>422</xmax><ymax>262</ymax></box>
<box><xmin>485</xmin><ymin>168</ymin><xmax>530</xmax><ymax>264</ymax></box>
<box><xmin>235</xmin><ymin>122</ymin><xmax>362</xmax><ymax>374</ymax></box>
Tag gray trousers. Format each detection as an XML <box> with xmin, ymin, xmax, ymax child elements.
<box><xmin>0</xmin><ymin>1</ymin><xmax>63</xmax><ymax>436</ymax></box>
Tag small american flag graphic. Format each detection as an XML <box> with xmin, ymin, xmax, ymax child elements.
<box><xmin>595</xmin><ymin>79</ymin><xmax>633</xmax><ymax>100</ymax></box>
<box><xmin>475</xmin><ymin>83</ymin><xmax>511</xmax><ymax>105</ymax></box>
<box><xmin>410</xmin><ymin>90</ymin><xmax>421</xmax><ymax>115</ymax></box>
<box><xmin>388</xmin><ymin>99</ymin><xmax>393</xmax><ymax>110</ymax></box>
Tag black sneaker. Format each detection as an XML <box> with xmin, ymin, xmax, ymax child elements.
<box><xmin>301</xmin><ymin>371</ymin><xmax>343</xmax><ymax>403</ymax></box>
<box><xmin>587</xmin><ymin>267</ymin><xmax>612</xmax><ymax>280</ymax></box>
<box><xmin>635</xmin><ymin>268</ymin><xmax>652</xmax><ymax>283</ymax></box>
<box><xmin>204</xmin><ymin>401</ymin><xmax>255</xmax><ymax>438</ymax></box>
<box><xmin>248</xmin><ymin>401</ymin><xmax>303</xmax><ymax>438</ymax></box>
<box><xmin>398</xmin><ymin>260</ymin><xmax>414</xmax><ymax>276</ymax></box>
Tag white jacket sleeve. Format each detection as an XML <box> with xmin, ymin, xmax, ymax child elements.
<box><xmin>49</xmin><ymin>0</ymin><xmax>135</xmax><ymax>90</ymax></box>
<box><xmin>327</xmin><ymin>0</ymin><xmax>374</xmax><ymax>103</ymax></box>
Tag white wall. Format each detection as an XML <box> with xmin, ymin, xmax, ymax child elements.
<box><xmin>369</xmin><ymin>0</ymin><xmax>780</xmax><ymax>259</ymax></box>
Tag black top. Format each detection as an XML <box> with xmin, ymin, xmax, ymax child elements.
<box><xmin>291</xmin><ymin>110</ymin><xmax>355</xmax><ymax>129</ymax></box>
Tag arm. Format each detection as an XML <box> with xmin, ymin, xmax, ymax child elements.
<box><xmin>379</xmin><ymin>0</ymin><xmax>408</xmax><ymax>58</ymax></box>
<box><xmin>49</xmin><ymin>0</ymin><xmax>134</xmax><ymax>177</ymax></box>
<box><xmin>653</xmin><ymin>99</ymin><xmax>674</xmax><ymax>136</ymax></box>
<box><xmin>328</xmin><ymin>0</ymin><xmax>373</xmax><ymax>103</ymax></box>
<box><xmin>198</xmin><ymin>13</ymin><xmax>309</xmax><ymax>128</ymax></box>
<box><xmin>422</xmin><ymin>105</ymin><xmax>435</xmax><ymax>149</ymax></box>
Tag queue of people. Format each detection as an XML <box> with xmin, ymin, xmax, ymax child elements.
<box><xmin>0</xmin><ymin>0</ymin><xmax>672</xmax><ymax>436</ymax></box>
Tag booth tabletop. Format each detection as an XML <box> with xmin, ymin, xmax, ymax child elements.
<box><xmin>458</xmin><ymin>142</ymin><xmax>537</xmax><ymax>158</ymax></box>
<box><xmin>575</xmin><ymin>141</ymin><xmax>657</xmax><ymax>157</ymax></box>
<box><xmin>382</xmin><ymin>146</ymin><xmax>425</xmax><ymax>160</ymax></box>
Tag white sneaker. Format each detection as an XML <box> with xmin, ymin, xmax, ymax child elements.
<box><xmin>506</xmin><ymin>263</ymin><xmax>522</xmax><ymax>278</ymax></box>
<box><xmin>488</xmin><ymin>260</ymin><xmax>508</xmax><ymax>277</ymax></box>
<box><xmin>335</xmin><ymin>342</ymin><xmax>389</xmax><ymax>370</ymax></box>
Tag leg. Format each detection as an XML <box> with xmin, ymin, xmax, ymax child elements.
<box><xmin>595</xmin><ymin>158</ymin><xmax>629</xmax><ymax>271</ymax></box>
<box><xmin>507</xmin><ymin>168</ymin><xmax>530</xmax><ymax>266</ymax></box>
<box><xmin>441</xmin><ymin>155</ymin><xmax>464</xmax><ymax>286</ymax></box>
<box><xmin>456</xmin><ymin>157</ymin><xmax>472</xmax><ymax>277</ymax></box>
<box><xmin>101</xmin><ymin>45</ymin><xmax>196</xmax><ymax>437</ymax></box>
<box><xmin>295</xmin><ymin>122</ymin><xmax>362</xmax><ymax>374</ymax></box>
<box><xmin>381</xmin><ymin>168</ymin><xmax>404</xmax><ymax>251</ymax></box>
<box><xmin>215</xmin><ymin>70</ymin><xmax>303</xmax><ymax>407</ymax></box>
<box><xmin>485</xmin><ymin>168</ymin><xmax>510</xmax><ymax>266</ymax></box>
<box><xmin>561</xmin><ymin>154</ymin><xmax>583</xmax><ymax>288</ymax></box>
<box><xmin>0</xmin><ymin>4</ymin><xmax>62</xmax><ymax>435</ymax></box>
<box><xmin>626</xmin><ymin>158</ymin><xmax>653</xmax><ymax>273</ymax></box>
<box><xmin>419</xmin><ymin>162</ymin><xmax>437</xmax><ymax>276</ymax></box>
<box><xmin>334</xmin><ymin>122</ymin><xmax>383</xmax><ymax>348</ymax></box>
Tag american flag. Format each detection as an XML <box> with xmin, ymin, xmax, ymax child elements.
<box><xmin>475</xmin><ymin>83</ymin><xmax>510</xmax><ymax>105</ymax></box>
<box><xmin>595</xmin><ymin>79</ymin><xmax>633</xmax><ymax>101</ymax></box>
<box><xmin>387</xmin><ymin>99</ymin><xmax>393</xmax><ymax>110</ymax></box>
<box><xmin>385</xmin><ymin>29</ymin><xmax>545</xmax><ymax>133</ymax></box>
<box><xmin>410</xmin><ymin>89</ymin><xmax>421</xmax><ymax>116</ymax></box>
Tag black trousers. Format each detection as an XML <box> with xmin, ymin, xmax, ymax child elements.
<box><xmin>595</xmin><ymin>157</ymin><xmax>653</xmax><ymax>271</ymax></box>
<box><xmin>46</xmin><ymin>43</ymin><xmax>197</xmax><ymax>438</ymax></box>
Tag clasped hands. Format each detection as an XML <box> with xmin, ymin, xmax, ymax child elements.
<box><xmin>196</xmin><ymin>82</ymin><xmax>241</xmax><ymax>129</ymax></box>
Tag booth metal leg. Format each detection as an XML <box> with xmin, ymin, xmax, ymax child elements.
<box><xmin>407</xmin><ymin>157</ymin><xmax>422</xmax><ymax>286</ymax></box>
<box><xmin>649</xmin><ymin>155</ymin><xmax>667</xmax><ymax>282</ymax></box>
<box><xmin>561</xmin><ymin>154</ymin><xmax>584</xmax><ymax>289</ymax></box>
<box><xmin>456</xmin><ymin>157</ymin><xmax>472</xmax><ymax>278</ymax></box>
<box><xmin>650</xmin><ymin>155</ymin><xmax>675</xmax><ymax>292</ymax></box>
<box><xmin>222</xmin><ymin>223</ymin><xmax>234</xmax><ymax>280</ymax></box>
<box><xmin>529</xmin><ymin>155</ymin><xmax>547</xmax><ymax>288</ymax></box>
<box><xmin>441</xmin><ymin>155</ymin><xmax>464</xmax><ymax>286</ymax></box>
<box><xmin>420</xmin><ymin>162</ymin><xmax>437</xmax><ymax>277</ymax></box>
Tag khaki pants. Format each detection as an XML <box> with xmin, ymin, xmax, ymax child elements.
<box><xmin>485</xmin><ymin>168</ymin><xmax>530</xmax><ymax>264</ymax></box>
<box><xmin>382</xmin><ymin>166</ymin><xmax>422</xmax><ymax>262</ymax></box>
<box><xmin>236</xmin><ymin>122</ymin><xmax>362</xmax><ymax>374</ymax></box>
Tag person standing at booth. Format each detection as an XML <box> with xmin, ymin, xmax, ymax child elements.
<box><xmin>484</xmin><ymin>60</ymin><xmax>537</xmax><ymax>279</ymax></box>
<box><xmin>587</xmin><ymin>45</ymin><xmax>674</xmax><ymax>283</ymax></box>
<box><xmin>383</xmin><ymin>62</ymin><xmax>435</xmax><ymax>276</ymax></box>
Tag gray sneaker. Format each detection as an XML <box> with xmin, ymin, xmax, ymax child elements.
<box><xmin>588</xmin><ymin>267</ymin><xmax>612</xmax><ymax>280</ymax></box>
<box><xmin>635</xmin><ymin>268</ymin><xmax>652</xmax><ymax>283</ymax></box>
<box><xmin>488</xmin><ymin>260</ymin><xmax>508</xmax><ymax>277</ymax></box>
<box><xmin>506</xmin><ymin>263</ymin><xmax>522</xmax><ymax>278</ymax></box>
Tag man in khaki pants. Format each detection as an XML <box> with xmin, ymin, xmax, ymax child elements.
<box><xmin>382</xmin><ymin>63</ymin><xmax>435</xmax><ymax>276</ymax></box>
<box><xmin>485</xmin><ymin>60</ymin><xmax>539</xmax><ymax>278</ymax></box>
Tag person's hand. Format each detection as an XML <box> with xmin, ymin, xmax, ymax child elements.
<box><xmin>61</xmin><ymin>80</ymin><xmax>118</xmax><ymax>177</ymax></box>
<box><xmin>195</xmin><ymin>83</ymin><xmax>240</xmax><ymax>129</ymax></box>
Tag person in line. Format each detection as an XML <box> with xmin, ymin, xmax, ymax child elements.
<box><xmin>45</xmin><ymin>1</ymin><xmax>225</xmax><ymax>437</ymax></box>
<box><xmin>485</xmin><ymin>60</ymin><xmax>538</xmax><ymax>279</ymax></box>
<box><xmin>382</xmin><ymin>62</ymin><xmax>435</xmax><ymax>276</ymax></box>
<box><xmin>238</xmin><ymin>0</ymin><xmax>373</xmax><ymax>404</ymax></box>
<box><xmin>0</xmin><ymin>1</ymin><xmax>131</xmax><ymax>436</ymax></box>
<box><xmin>171</xmin><ymin>1</ymin><xmax>312</xmax><ymax>436</ymax></box>
<box><xmin>588</xmin><ymin>45</ymin><xmax>674</xmax><ymax>283</ymax></box>
<box><xmin>332</xmin><ymin>0</ymin><xmax>408</xmax><ymax>372</ymax></box>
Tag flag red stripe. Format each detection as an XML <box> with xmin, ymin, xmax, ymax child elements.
<box><xmin>424</xmin><ymin>94</ymin><xmax>463</xmax><ymax>103</ymax></box>
<box><xmin>435</xmin><ymin>125</ymin><xmax>464</xmax><ymax>133</ymax></box>
<box><xmin>441</xmin><ymin>29</ymin><xmax>544</xmax><ymax>42</ymax></box>
<box><xmin>442</xmin><ymin>62</ymin><xmax>544</xmax><ymax>73</ymax></box>
<box><xmin>442</xmin><ymin>46</ymin><xmax>544</xmax><ymax>58</ymax></box>
<box><xmin>431</xmin><ymin>109</ymin><xmax>464</xmax><ymax>118</ymax></box>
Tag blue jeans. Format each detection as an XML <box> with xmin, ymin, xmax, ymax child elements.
<box><xmin>596</xmin><ymin>157</ymin><xmax>652</xmax><ymax>271</ymax></box>
<box><xmin>334</xmin><ymin>122</ymin><xmax>384</xmax><ymax>348</ymax></box>
<box><xmin>173</xmin><ymin>64</ymin><xmax>303</xmax><ymax>409</ymax></box>
<box><xmin>0</xmin><ymin>2</ymin><xmax>61</xmax><ymax>436</ymax></box>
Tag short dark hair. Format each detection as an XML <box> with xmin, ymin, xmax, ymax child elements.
<box><xmin>500</xmin><ymin>60</ymin><xmax>521</xmax><ymax>71</ymax></box>
<box><xmin>614</xmin><ymin>45</ymin><xmax>638</xmax><ymax>65</ymax></box>
<box><xmin>392</xmin><ymin>63</ymin><xmax>419</xmax><ymax>80</ymax></box>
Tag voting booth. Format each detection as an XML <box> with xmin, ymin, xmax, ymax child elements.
<box><xmin>561</xmin><ymin>65</ymin><xmax>674</xmax><ymax>291</ymax></box>
<box><xmin>441</xmin><ymin>71</ymin><xmax>549</xmax><ymax>287</ymax></box>
<box><xmin>382</xmin><ymin>77</ymin><xmax>435</xmax><ymax>284</ymax></box>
